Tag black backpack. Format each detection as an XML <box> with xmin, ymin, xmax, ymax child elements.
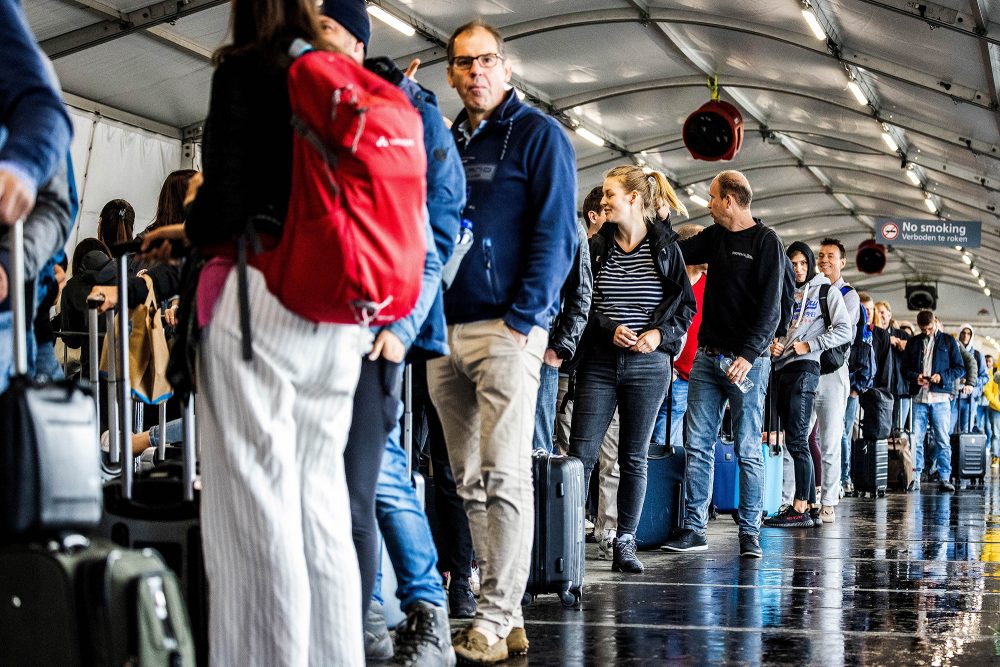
<box><xmin>817</xmin><ymin>283</ymin><xmax>852</xmax><ymax>375</ymax></box>
<box><xmin>818</xmin><ymin>284</ymin><xmax>877</xmax><ymax>390</ymax></box>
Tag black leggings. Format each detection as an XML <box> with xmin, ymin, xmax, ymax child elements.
<box><xmin>345</xmin><ymin>356</ymin><xmax>403</xmax><ymax>616</ymax></box>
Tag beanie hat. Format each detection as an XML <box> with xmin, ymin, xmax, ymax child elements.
<box><xmin>322</xmin><ymin>0</ymin><xmax>371</xmax><ymax>48</ymax></box>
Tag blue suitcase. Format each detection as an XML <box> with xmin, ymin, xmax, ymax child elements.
<box><xmin>635</xmin><ymin>443</ymin><xmax>686</xmax><ymax>550</ymax></box>
<box><xmin>712</xmin><ymin>437</ymin><xmax>740</xmax><ymax>513</ymax></box>
<box><xmin>762</xmin><ymin>441</ymin><xmax>783</xmax><ymax>517</ymax></box>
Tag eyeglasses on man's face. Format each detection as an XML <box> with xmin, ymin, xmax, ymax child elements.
<box><xmin>450</xmin><ymin>53</ymin><xmax>504</xmax><ymax>70</ymax></box>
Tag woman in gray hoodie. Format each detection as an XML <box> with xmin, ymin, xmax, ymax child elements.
<box><xmin>764</xmin><ymin>241</ymin><xmax>852</xmax><ymax>528</ymax></box>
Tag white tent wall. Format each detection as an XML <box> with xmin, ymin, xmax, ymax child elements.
<box><xmin>65</xmin><ymin>106</ymin><xmax>185</xmax><ymax>258</ymax></box>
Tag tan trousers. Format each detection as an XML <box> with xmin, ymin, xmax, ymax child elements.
<box><xmin>427</xmin><ymin>318</ymin><xmax>546</xmax><ymax>638</ymax></box>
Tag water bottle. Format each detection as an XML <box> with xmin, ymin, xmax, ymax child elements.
<box><xmin>441</xmin><ymin>218</ymin><xmax>474</xmax><ymax>290</ymax></box>
<box><xmin>718</xmin><ymin>355</ymin><xmax>754</xmax><ymax>394</ymax></box>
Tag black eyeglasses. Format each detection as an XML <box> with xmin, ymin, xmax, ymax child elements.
<box><xmin>450</xmin><ymin>53</ymin><xmax>504</xmax><ymax>70</ymax></box>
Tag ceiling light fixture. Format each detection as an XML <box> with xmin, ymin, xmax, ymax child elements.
<box><xmin>979</xmin><ymin>278</ymin><xmax>987</xmax><ymax>288</ymax></box>
<box><xmin>986</xmin><ymin>288</ymin><xmax>992</xmax><ymax>297</ymax></box>
<box><xmin>972</xmin><ymin>268</ymin><xmax>981</xmax><ymax>278</ymax></box>
<box><xmin>689</xmin><ymin>194</ymin><xmax>709</xmax><ymax>208</ymax></box>
<box><xmin>574</xmin><ymin>126</ymin><xmax>605</xmax><ymax>147</ymax></box>
<box><xmin>833</xmin><ymin>193</ymin><xmax>855</xmax><ymax>209</ymax></box>
<box><xmin>882</xmin><ymin>131</ymin><xmax>899</xmax><ymax>152</ymax></box>
<box><xmin>847</xmin><ymin>81</ymin><xmax>868</xmax><ymax>106</ymax></box>
<box><xmin>801</xmin><ymin>6</ymin><xmax>827</xmax><ymax>40</ymax></box>
<box><xmin>925</xmin><ymin>197</ymin><xmax>938</xmax><ymax>213</ymax></box>
<box><xmin>367</xmin><ymin>6</ymin><xmax>417</xmax><ymax>36</ymax></box>
<box><xmin>905</xmin><ymin>167</ymin><xmax>921</xmax><ymax>186</ymax></box>
<box><xmin>963</xmin><ymin>253</ymin><xmax>973</xmax><ymax>265</ymax></box>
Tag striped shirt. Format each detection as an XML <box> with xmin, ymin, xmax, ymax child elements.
<box><xmin>594</xmin><ymin>237</ymin><xmax>663</xmax><ymax>332</ymax></box>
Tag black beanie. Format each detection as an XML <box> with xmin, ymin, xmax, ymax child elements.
<box><xmin>322</xmin><ymin>0</ymin><xmax>371</xmax><ymax>48</ymax></box>
<box><xmin>786</xmin><ymin>241</ymin><xmax>816</xmax><ymax>287</ymax></box>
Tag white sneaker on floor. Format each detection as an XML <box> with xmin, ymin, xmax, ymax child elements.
<box><xmin>469</xmin><ymin>560</ymin><xmax>481</xmax><ymax>597</ymax></box>
<box><xmin>597</xmin><ymin>530</ymin><xmax>616</xmax><ymax>560</ymax></box>
<box><xmin>820</xmin><ymin>506</ymin><xmax>836</xmax><ymax>523</ymax></box>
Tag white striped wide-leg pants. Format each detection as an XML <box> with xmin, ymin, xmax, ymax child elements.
<box><xmin>198</xmin><ymin>266</ymin><xmax>367</xmax><ymax>667</ymax></box>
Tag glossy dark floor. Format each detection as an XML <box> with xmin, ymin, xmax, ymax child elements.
<box><xmin>506</xmin><ymin>475</ymin><xmax>1000</xmax><ymax>666</ymax></box>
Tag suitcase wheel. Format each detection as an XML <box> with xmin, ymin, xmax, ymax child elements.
<box><xmin>877</xmin><ymin>490</ymin><xmax>886</xmax><ymax>498</ymax></box>
<box><xmin>521</xmin><ymin>592</ymin><xmax>533</xmax><ymax>606</ymax></box>
<box><xmin>560</xmin><ymin>590</ymin><xmax>579</xmax><ymax>607</ymax></box>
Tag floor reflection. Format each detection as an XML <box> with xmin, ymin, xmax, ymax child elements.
<box><xmin>519</xmin><ymin>474</ymin><xmax>1000</xmax><ymax>665</ymax></box>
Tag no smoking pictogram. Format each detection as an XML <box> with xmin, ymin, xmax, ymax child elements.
<box><xmin>881</xmin><ymin>222</ymin><xmax>899</xmax><ymax>240</ymax></box>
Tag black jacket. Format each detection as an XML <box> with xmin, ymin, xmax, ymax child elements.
<box><xmin>678</xmin><ymin>219</ymin><xmax>785</xmax><ymax>361</ymax></box>
<box><xmin>548</xmin><ymin>221</ymin><xmax>593</xmax><ymax>360</ymax></box>
<box><xmin>586</xmin><ymin>221</ymin><xmax>696</xmax><ymax>356</ymax></box>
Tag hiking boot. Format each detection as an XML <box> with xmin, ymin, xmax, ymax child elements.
<box><xmin>389</xmin><ymin>601</ymin><xmax>455</xmax><ymax>666</ymax></box>
<box><xmin>612</xmin><ymin>535</ymin><xmax>644</xmax><ymax>574</ymax></box>
<box><xmin>506</xmin><ymin>627</ymin><xmax>529</xmax><ymax>656</ymax></box>
<box><xmin>661</xmin><ymin>528</ymin><xmax>708</xmax><ymax>553</ymax></box>
<box><xmin>364</xmin><ymin>601</ymin><xmax>393</xmax><ymax>661</ymax></box>
<box><xmin>453</xmin><ymin>627</ymin><xmax>507</xmax><ymax>665</ymax></box>
<box><xmin>763</xmin><ymin>506</ymin><xmax>813</xmax><ymax>528</ymax></box>
<box><xmin>448</xmin><ymin>578</ymin><xmax>477</xmax><ymax>620</ymax></box>
<box><xmin>939</xmin><ymin>480</ymin><xmax>956</xmax><ymax>492</ymax></box>
<box><xmin>739</xmin><ymin>534</ymin><xmax>762</xmax><ymax>558</ymax></box>
<box><xmin>597</xmin><ymin>529</ymin><xmax>615</xmax><ymax>560</ymax></box>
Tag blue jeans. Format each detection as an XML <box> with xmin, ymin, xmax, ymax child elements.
<box><xmin>532</xmin><ymin>362</ymin><xmax>561</xmax><ymax>453</ymax></box>
<box><xmin>991</xmin><ymin>410</ymin><xmax>1000</xmax><ymax>457</ymax></box>
<box><xmin>149</xmin><ymin>418</ymin><xmax>184</xmax><ymax>447</ymax></box>
<box><xmin>33</xmin><ymin>338</ymin><xmax>63</xmax><ymax>380</ymax></box>
<box><xmin>682</xmin><ymin>351</ymin><xmax>770</xmax><ymax>537</ymax></box>
<box><xmin>841</xmin><ymin>393</ymin><xmax>859</xmax><ymax>484</ymax></box>
<box><xmin>372</xmin><ymin>401</ymin><xmax>447</xmax><ymax>610</ymax></box>
<box><xmin>568</xmin><ymin>347</ymin><xmax>668</xmax><ymax>537</ymax></box>
<box><xmin>912</xmin><ymin>401</ymin><xmax>952</xmax><ymax>478</ymax></box>
<box><xmin>652</xmin><ymin>377</ymin><xmax>689</xmax><ymax>448</ymax></box>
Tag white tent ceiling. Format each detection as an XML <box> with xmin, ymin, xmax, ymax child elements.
<box><xmin>23</xmin><ymin>0</ymin><xmax>1000</xmax><ymax>346</ymax></box>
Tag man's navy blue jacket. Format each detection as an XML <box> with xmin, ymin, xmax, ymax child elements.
<box><xmin>902</xmin><ymin>330</ymin><xmax>965</xmax><ymax>398</ymax></box>
<box><xmin>446</xmin><ymin>89</ymin><xmax>578</xmax><ymax>336</ymax></box>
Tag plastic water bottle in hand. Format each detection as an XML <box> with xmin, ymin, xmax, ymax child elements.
<box><xmin>441</xmin><ymin>218</ymin><xmax>474</xmax><ymax>290</ymax></box>
<box><xmin>718</xmin><ymin>355</ymin><xmax>754</xmax><ymax>394</ymax></box>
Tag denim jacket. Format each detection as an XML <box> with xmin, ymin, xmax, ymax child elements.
<box><xmin>366</xmin><ymin>59</ymin><xmax>465</xmax><ymax>359</ymax></box>
<box><xmin>902</xmin><ymin>330</ymin><xmax>965</xmax><ymax>397</ymax></box>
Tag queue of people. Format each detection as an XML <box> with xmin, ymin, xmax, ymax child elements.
<box><xmin>4</xmin><ymin>1</ymin><xmax>1000</xmax><ymax>666</ymax></box>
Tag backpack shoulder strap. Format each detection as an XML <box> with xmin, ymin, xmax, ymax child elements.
<box><xmin>818</xmin><ymin>283</ymin><xmax>832</xmax><ymax>328</ymax></box>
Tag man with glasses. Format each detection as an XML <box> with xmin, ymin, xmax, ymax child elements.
<box><xmin>427</xmin><ymin>18</ymin><xmax>578</xmax><ymax>665</ymax></box>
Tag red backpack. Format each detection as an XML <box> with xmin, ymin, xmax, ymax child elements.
<box><xmin>252</xmin><ymin>45</ymin><xmax>427</xmax><ymax>325</ymax></box>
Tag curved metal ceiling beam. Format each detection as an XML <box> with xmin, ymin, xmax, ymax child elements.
<box><xmin>851</xmin><ymin>0</ymin><xmax>1000</xmax><ymax>48</ymax></box>
<box><xmin>496</xmin><ymin>9</ymin><xmax>994</xmax><ymax>113</ymax></box>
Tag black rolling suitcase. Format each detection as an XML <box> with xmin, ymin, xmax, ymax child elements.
<box><xmin>96</xmin><ymin>242</ymin><xmax>208</xmax><ymax>664</ymax></box>
<box><xmin>523</xmin><ymin>450</ymin><xmax>584</xmax><ymax>607</ymax></box>
<box><xmin>0</xmin><ymin>219</ymin><xmax>102</xmax><ymax>541</ymax></box>
<box><xmin>851</xmin><ymin>437</ymin><xmax>888</xmax><ymax>498</ymax></box>
<box><xmin>950</xmin><ymin>395</ymin><xmax>988</xmax><ymax>488</ymax></box>
<box><xmin>0</xmin><ymin>534</ymin><xmax>195</xmax><ymax>666</ymax></box>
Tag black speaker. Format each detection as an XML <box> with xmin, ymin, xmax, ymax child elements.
<box><xmin>906</xmin><ymin>284</ymin><xmax>937</xmax><ymax>311</ymax></box>
<box><xmin>682</xmin><ymin>100</ymin><xmax>745</xmax><ymax>161</ymax></box>
<box><xmin>856</xmin><ymin>239</ymin><xmax>887</xmax><ymax>274</ymax></box>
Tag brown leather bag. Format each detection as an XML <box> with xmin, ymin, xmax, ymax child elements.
<box><xmin>100</xmin><ymin>274</ymin><xmax>172</xmax><ymax>405</ymax></box>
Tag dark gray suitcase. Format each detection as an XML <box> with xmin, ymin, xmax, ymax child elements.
<box><xmin>950</xmin><ymin>396</ymin><xmax>988</xmax><ymax>488</ymax></box>
<box><xmin>0</xmin><ymin>534</ymin><xmax>195</xmax><ymax>666</ymax></box>
<box><xmin>0</xmin><ymin>218</ymin><xmax>101</xmax><ymax>541</ymax></box>
<box><xmin>96</xmin><ymin>243</ymin><xmax>207</xmax><ymax>664</ymax></box>
<box><xmin>524</xmin><ymin>450</ymin><xmax>584</xmax><ymax>607</ymax></box>
<box><xmin>851</xmin><ymin>438</ymin><xmax>888</xmax><ymax>498</ymax></box>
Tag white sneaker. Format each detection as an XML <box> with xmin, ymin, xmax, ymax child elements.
<box><xmin>597</xmin><ymin>530</ymin><xmax>616</xmax><ymax>560</ymax></box>
<box><xmin>100</xmin><ymin>430</ymin><xmax>110</xmax><ymax>453</ymax></box>
<box><xmin>585</xmin><ymin>517</ymin><xmax>595</xmax><ymax>532</ymax></box>
<box><xmin>469</xmin><ymin>560</ymin><xmax>481</xmax><ymax>597</ymax></box>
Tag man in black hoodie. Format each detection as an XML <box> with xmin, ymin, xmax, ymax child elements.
<box><xmin>662</xmin><ymin>171</ymin><xmax>784</xmax><ymax>558</ymax></box>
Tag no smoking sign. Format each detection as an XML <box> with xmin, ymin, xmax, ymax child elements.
<box><xmin>881</xmin><ymin>221</ymin><xmax>899</xmax><ymax>240</ymax></box>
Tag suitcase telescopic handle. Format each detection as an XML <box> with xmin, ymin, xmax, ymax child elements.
<box><xmin>114</xmin><ymin>251</ymin><xmax>134</xmax><ymax>498</ymax></box>
<box><xmin>10</xmin><ymin>219</ymin><xmax>27</xmax><ymax>376</ymax></box>
<box><xmin>404</xmin><ymin>364</ymin><xmax>413</xmax><ymax>478</ymax></box>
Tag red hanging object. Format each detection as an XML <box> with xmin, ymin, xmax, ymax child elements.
<box><xmin>682</xmin><ymin>100</ymin><xmax>745</xmax><ymax>162</ymax></box>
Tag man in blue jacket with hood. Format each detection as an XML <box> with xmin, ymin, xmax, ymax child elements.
<box><xmin>428</xmin><ymin>18</ymin><xmax>578</xmax><ymax>665</ymax></box>
<box><xmin>902</xmin><ymin>309</ymin><xmax>965</xmax><ymax>491</ymax></box>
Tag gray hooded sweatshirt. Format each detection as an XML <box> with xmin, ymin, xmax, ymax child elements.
<box><xmin>774</xmin><ymin>271</ymin><xmax>853</xmax><ymax>372</ymax></box>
